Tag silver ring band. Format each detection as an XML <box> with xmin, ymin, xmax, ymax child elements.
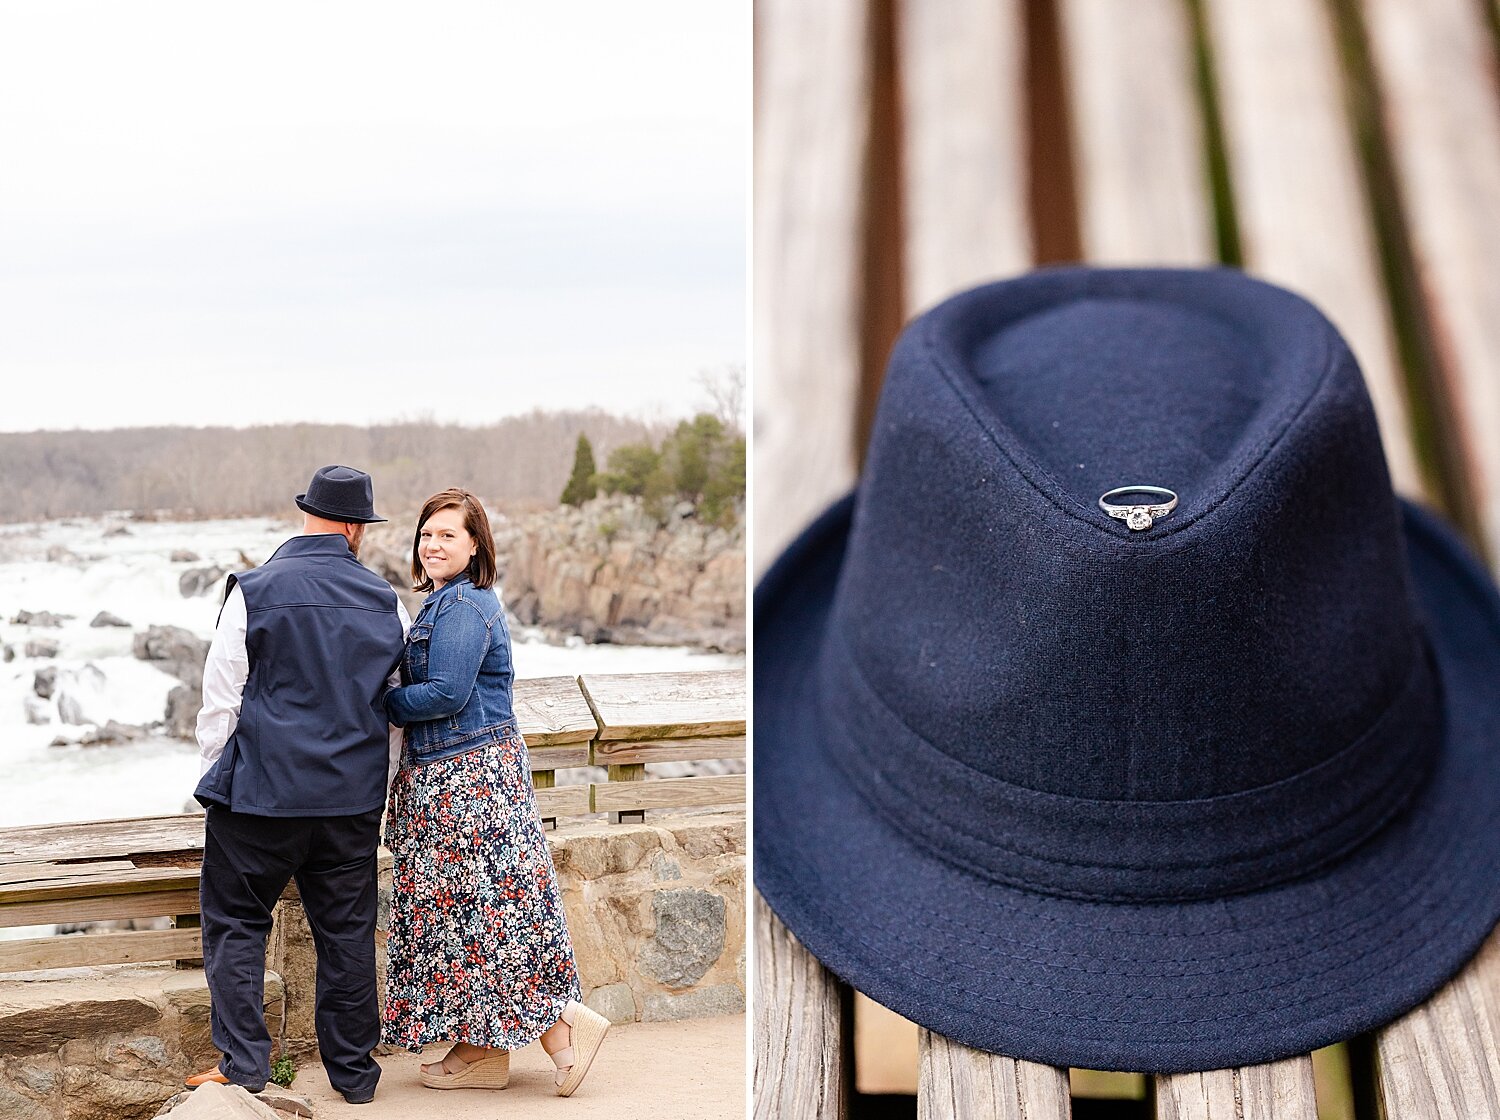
<box><xmin>1099</xmin><ymin>485</ymin><xmax>1179</xmax><ymax>532</ymax></box>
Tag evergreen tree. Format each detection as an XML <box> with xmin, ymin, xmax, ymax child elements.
<box><xmin>559</xmin><ymin>433</ymin><xmax>598</xmax><ymax>507</ymax></box>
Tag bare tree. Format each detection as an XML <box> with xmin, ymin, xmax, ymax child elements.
<box><xmin>0</xmin><ymin>411</ymin><xmax>671</xmax><ymax>523</ymax></box>
<box><xmin>695</xmin><ymin>365</ymin><xmax>746</xmax><ymax>434</ymax></box>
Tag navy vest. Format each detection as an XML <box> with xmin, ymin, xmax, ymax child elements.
<box><xmin>194</xmin><ymin>534</ymin><xmax>405</xmax><ymax>817</ymax></box>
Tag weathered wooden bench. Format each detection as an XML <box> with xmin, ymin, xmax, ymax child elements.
<box><xmin>0</xmin><ymin>669</ymin><xmax>745</xmax><ymax>974</ymax></box>
<box><xmin>754</xmin><ymin>0</ymin><xmax>1500</xmax><ymax>1113</ymax></box>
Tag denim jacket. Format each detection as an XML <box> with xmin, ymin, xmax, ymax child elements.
<box><xmin>384</xmin><ymin>573</ymin><xmax>517</xmax><ymax>765</ymax></box>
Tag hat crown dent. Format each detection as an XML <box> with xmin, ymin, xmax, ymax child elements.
<box><xmin>827</xmin><ymin>268</ymin><xmax>1435</xmax><ymax>811</ymax></box>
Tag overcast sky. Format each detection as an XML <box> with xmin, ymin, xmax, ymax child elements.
<box><xmin>0</xmin><ymin>2</ymin><xmax>746</xmax><ymax>431</ymax></box>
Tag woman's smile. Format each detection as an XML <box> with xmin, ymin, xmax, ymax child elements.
<box><xmin>417</xmin><ymin>506</ymin><xmax>477</xmax><ymax>589</ymax></box>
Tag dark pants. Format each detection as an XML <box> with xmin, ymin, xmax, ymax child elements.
<box><xmin>200</xmin><ymin>805</ymin><xmax>383</xmax><ymax>1096</ymax></box>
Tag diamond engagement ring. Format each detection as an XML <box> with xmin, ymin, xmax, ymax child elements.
<box><xmin>1099</xmin><ymin>486</ymin><xmax>1179</xmax><ymax>531</ymax></box>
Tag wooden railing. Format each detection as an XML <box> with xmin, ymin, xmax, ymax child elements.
<box><xmin>0</xmin><ymin>668</ymin><xmax>744</xmax><ymax>976</ymax></box>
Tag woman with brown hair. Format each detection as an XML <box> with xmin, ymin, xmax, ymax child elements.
<box><xmin>381</xmin><ymin>487</ymin><xmax>609</xmax><ymax>1096</ymax></box>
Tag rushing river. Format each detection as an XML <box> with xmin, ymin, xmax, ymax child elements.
<box><xmin>0</xmin><ymin>516</ymin><xmax>742</xmax><ymax>830</ymax></box>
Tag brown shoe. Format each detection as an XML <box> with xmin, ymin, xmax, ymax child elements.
<box><xmin>183</xmin><ymin>1069</ymin><xmax>230</xmax><ymax>1089</ymax></box>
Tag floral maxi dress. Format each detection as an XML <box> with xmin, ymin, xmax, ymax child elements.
<box><xmin>382</xmin><ymin>724</ymin><xmax>582</xmax><ymax>1051</ymax></box>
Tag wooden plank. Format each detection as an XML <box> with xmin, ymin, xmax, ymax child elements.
<box><xmin>898</xmin><ymin>0</ymin><xmax>1030</xmax><ymax>311</ymax></box>
<box><xmin>594</xmin><ymin>736</ymin><xmax>747</xmax><ymax>765</ymax></box>
<box><xmin>524</xmin><ymin>745</ymin><xmax>590</xmax><ymax>772</ymax></box>
<box><xmin>605</xmin><ymin>763</ymin><xmax>646</xmax><ymax>826</ymax></box>
<box><xmin>753</xmin><ymin>0</ymin><xmax>871</xmax><ymax>577</ymax></box>
<box><xmin>1058</xmin><ymin>0</ymin><xmax>1214</xmax><ymax>263</ymax></box>
<box><xmin>0</xmin><ymin>927</ymin><xmax>204</xmax><ymax>972</ymax></box>
<box><xmin>1364</xmin><ymin>0</ymin><xmax>1500</xmax><ymax>559</ymax></box>
<box><xmin>1155</xmin><ymin>1057</ymin><xmax>1318</xmax><ymax>1119</ymax></box>
<box><xmin>753</xmin><ymin>893</ymin><xmax>851</xmax><ymax>1119</ymax></box>
<box><xmin>0</xmin><ymin>866</ymin><xmax>201</xmax><ymax>906</ymax></box>
<box><xmin>533</xmin><ymin>785</ymin><xmax>592</xmax><ymax>820</ymax></box>
<box><xmin>917</xmin><ymin>1029</ymin><xmax>1070</xmax><ymax>1119</ymax></box>
<box><xmin>1205</xmin><ymin>0</ymin><xmax>1423</xmax><ymax>498</ymax></box>
<box><xmin>578</xmin><ymin>670</ymin><xmax>745</xmax><ymax>740</ymax></box>
<box><xmin>0</xmin><ymin>859</ymin><xmax>137</xmax><ymax>885</ymax></box>
<box><xmin>590</xmin><ymin>775</ymin><xmax>745</xmax><ymax>814</ymax></box>
<box><xmin>512</xmin><ymin>675</ymin><xmax>599</xmax><ymax>746</ymax></box>
<box><xmin>0</xmin><ymin>815</ymin><xmax>204</xmax><ymax>862</ymax></box>
<box><xmin>1375</xmin><ymin>925</ymin><xmax>1500</xmax><ymax>1119</ymax></box>
<box><xmin>0</xmin><ymin>888</ymin><xmax>202</xmax><ymax>928</ymax></box>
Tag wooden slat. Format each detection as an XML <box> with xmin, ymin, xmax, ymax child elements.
<box><xmin>579</xmin><ymin>670</ymin><xmax>745</xmax><ymax>741</ymax></box>
<box><xmin>593</xmin><ymin>736</ymin><xmax>746</xmax><ymax>765</ymax></box>
<box><xmin>1375</xmin><ymin>925</ymin><xmax>1500</xmax><ymax>1118</ymax></box>
<box><xmin>917</xmin><ymin>1029</ymin><xmax>1070</xmax><ymax>1119</ymax></box>
<box><xmin>1364</xmin><ymin>0</ymin><xmax>1500</xmax><ymax>558</ymax></box>
<box><xmin>0</xmin><ymin>815</ymin><xmax>204</xmax><ymax>862</ymax></box>
<box><xmin>0</xmin><ymin>859</ymin><xmax>137</xmax><ymax>885</ymax></box>
<box><xmin>0</xmin><ymin>888</ymin><xmax>201</xmax><ymax>928</ymax></box>
<box><xmin>590</xmin><ymin>775</ymin><xmax>745</xmax><ymax>814</ymax></box>
<box><xmin>513</xmin><ymin>675</ymin><xmax>599</xmax><ymax>746</ymax></box>
<box><xmin>753</xmin><ymin>893</ymin><xmax>851</xmax><ymax>1119</ymax></box>
<box><xmin>1058</xmin><ymin>0</ymin><xmax>1214</xmax><ymax>263</ymax></box>
<box><xmin>753</xmin><ymin>0</ymin><xmax>871</xmax><ymax>577</ymax></box>
<box><xmin>1205</xmin><ymin>0</ymin><xmax>1423</xmax><ymax>497</ymax></box>
<box><xmin>0</xmin><ymin>927</ymin><xmax>204</xmax><ymax>972</ymax></box>
<box><xmin>1155</xmin><ymin>1057</ymin><xmax>1318</xmax><ymax>1119</ymax></box>
<box><xmin>898</xmin><ymin>0</ymin><xmax>1030</xmax><ymax>311</ymax></box>
<box><xmin>533</xmin><ymin>785</ymin><xmax>593</xmax><ymax>820</ymax></box>
<box><xmin>524</xmin><ymin>745</ymin><xmax>590</xmax><ymax>772</ymax></box>
<box><xmin>0</xmin><ymin>866</ymin><xmax>201</xmax><ymax>906</ymax></box>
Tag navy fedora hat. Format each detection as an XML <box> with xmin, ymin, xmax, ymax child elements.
<box><xmin>295</xmin><ymin>464</ymin><xmax>387</xmax><ymax>524</ymax></box>
<box><xmin>754</xmin><ymin>266</ymin><xmax>1500</xmax><ymax>1072</ymax></box>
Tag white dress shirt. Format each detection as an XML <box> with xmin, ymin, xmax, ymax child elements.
<box><xmin>196</xmin><ymin>582</ymin><xmax>412</xmax><ymax>794</ymax></box>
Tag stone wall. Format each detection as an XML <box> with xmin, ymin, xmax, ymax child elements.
<box><xmin>550</xmin><ymin>811</ymin><xmax>746</xmax><ymax>1023</ymax></box>
<box><xmin>0</xmin><ymin>811</ymin><xmax>743</xmax><ymax>1119</ymax></box>
<box><xmin>271</xmin><ymin>810</ymin><xmax>747</xmax><ymax>1058</ymax></box>
<box><xmin>0</xmin><ymin>968</ymin><xmax>283</xmax><ymax>1120</ymax></box>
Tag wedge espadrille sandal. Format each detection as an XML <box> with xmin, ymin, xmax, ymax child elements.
<box><xmin>546</xmin><ymin>1000</ymin><xmax>610</xmax><ymax>1097</ymax></box>
<box><xmin>418</xmin><ymin>1046</ymin><xmax>510</xmax><ymax>1090</ymax></box>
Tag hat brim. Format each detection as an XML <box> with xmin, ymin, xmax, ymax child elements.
<box><xmin>294</xmin><ymin>495</ymin><xmax>387</xmax><ymax>524</ymax></box>
<box><xmin>753</xmin><ymin>493</ymin><xmax>1500</xmax><ymax>1073</ymax></box>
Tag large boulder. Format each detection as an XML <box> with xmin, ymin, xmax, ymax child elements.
<box><xmin>134</xmin><ymin>627</ymin><xmax>209</xmax><ymax>689</ymax></box>
<box><xmin>178</xmin><ymin>567</ymin><xmax>227</xmax><ymax>599</ymax></box>
<box><xmin>33</xmin><ymin>667</ymin><xmax>58</xmax><ymax>699</ymax></box>
<box><xmin>89</xmin><ymin>612</ymin><xmax>131</xmax><ymax>628</ymax></box>
<box><xmin>135</xmin><ymin>627</ymin><xmax>210</xmax><ymax>740</ymax></box>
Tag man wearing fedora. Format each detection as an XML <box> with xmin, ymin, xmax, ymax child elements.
<box><xmin>186</xmin><ymin>465</ymin><xmax>409</xmax><ymax>1104</ymax></box>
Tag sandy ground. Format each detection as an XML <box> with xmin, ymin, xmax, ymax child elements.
<box><xmin>287</xmin><ymin>1014</ymin><xmax>746</xmax><ymax>1119</ymax></box>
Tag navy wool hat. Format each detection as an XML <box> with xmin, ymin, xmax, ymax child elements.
<box><xmin>753</xmin><ymin>267</ymin><xmax>1500</xmax><ymax>1072</ymax></box>
<box><xmin>295</xmin><ymin>465</ymin><xmax>386</xmax><ymax>524</ymax></box>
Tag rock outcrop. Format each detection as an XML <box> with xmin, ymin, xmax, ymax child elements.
<box><xmin>13</xmin><ymin>610</ymin><xmax>69</xmax><ymax>628</ymax></box>
<box><xmin>502</xmin><ymin>497</ymin><xmax>744</xmax><ymax>652</ymax></box>
<box><xmin>134</xmin><ymin>627</ymin><xmax>211</xmax><ymax>740</ymax></box>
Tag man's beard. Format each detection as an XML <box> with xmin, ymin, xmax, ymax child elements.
<box><xmin>349</xmin><ymin>525</ymin><xmax>366</xmax><ymax>558</ymax></box>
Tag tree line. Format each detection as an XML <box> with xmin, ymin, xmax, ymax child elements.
<box><xmin>560</xmin><ymin>413</ymin><xmax>745</xmax><ymax>527</ymax></box>
<box><xmin>0</xmin><ymin>410</ymin><xmax>664</xmax><ymax>522</ymax></box>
